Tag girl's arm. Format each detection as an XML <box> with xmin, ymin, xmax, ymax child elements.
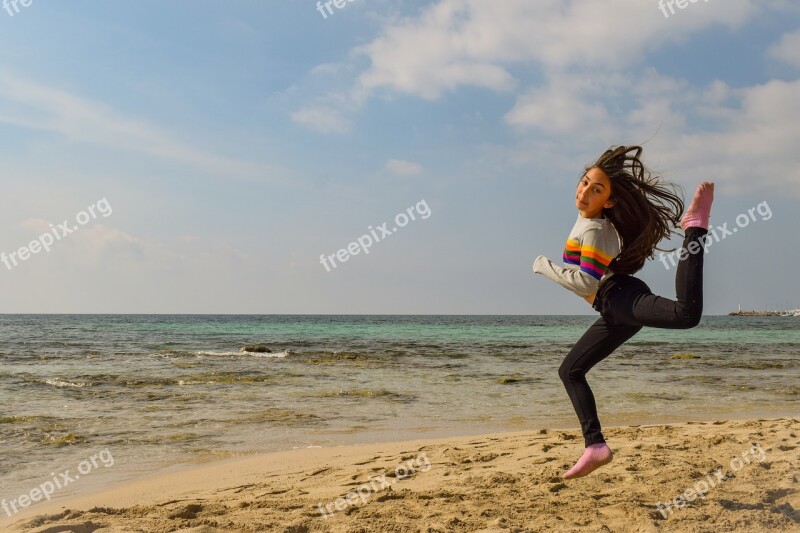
<box><xmin>533</xmin><ymin>255</ymin><xmax>598</xmax><ymax>297</ymax></box>
<box><xmin>533</xmin><ymin>228</ymin><xmax>616</xmax><ymax>300</ymax></box>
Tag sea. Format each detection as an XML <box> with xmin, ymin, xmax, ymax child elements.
<box><xmin>1</xmin><ymin>314</ymin><xmax>798</xmax><ymax>513</ymax></box>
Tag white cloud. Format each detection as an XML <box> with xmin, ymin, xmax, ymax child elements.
<box><xmin>656</xmin><ymin>79</ymin><xmax>800</xmax><ymax>197</ymax></box>
<box><xmin>504</xmin><ymin>74</ymin><xmax>614</xmax><ymax>138</ymax></box>
<box><xmin>16</xmin><ymin>218</ymin><xmax>162</xmax><ymax>265</ymax></box>
<box><xmin>298</xmin><ymin>0</ymin><xmax>800</xmax><ymax>198</ymax></box>
<box><xmin>352</xmin><ymin>0</ymin><xmax>756</xmax><ymax>101</ymax></box>
<box><xmin>492</xmin><ymin>74</ymin><xmax>800</xmax><ymax>198</ymax></box>
<box><xmin>310</xmin><ymin>63</ymin><xmax>344</xmax><ymax>77</ymax></box>
<box><xmin>0</xmin><ymin>72</ymin><xmax>289</xmax><ymax>183</ymax></box>
<box><xmin>291</xmin><ymin>105</ymin><xmax>352</xmax><ymax>134</ymax></box>
<box><xmin>71</xmin><ymin>224</ymin><xmax>152</xmax><ymax>263</ymax></box>
<box><xmin>768</xmin><ymin>29</ymin><xmax>800</xmax><ymax>67</ymax></box>
<box><xmin>12</xmin><ymin>216</ymin><xmax>258</xmax><ymax>273</ymax></box>
<box><xmin>385</xmin><ymin>159</ymin><xmax>423</xmax><ymax>175</ymax></box>
<box><xmin>301</xmin><ymin>0</ymin><xmax>783</xmax><ymax>136</ymax></box>
<box><xmin>503</xmin><ymin>68</ymin><xmax>696</xmax><ymax>142</ymax></box>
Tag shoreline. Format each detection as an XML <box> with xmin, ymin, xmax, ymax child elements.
<box><xmin>5</xmin><ymin>415</ymin><xmax>799</xmax><ymax>532</ymax></box>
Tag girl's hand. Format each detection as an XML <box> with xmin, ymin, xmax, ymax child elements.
<box><xmin>533</xmin><ymin>255</ymin><xmax>548</xmax><ymax>274</ymax></box>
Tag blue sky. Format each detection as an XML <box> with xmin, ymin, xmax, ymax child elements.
<box><xmin>0</xmin><ymin>0</ymin><xmax>798</xmax><ymax>314</ymax></box>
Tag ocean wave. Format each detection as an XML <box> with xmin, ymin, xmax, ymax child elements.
<box><xmin>231</xmin><ymin>408</ymin><xmax>325</xmax><ymax>427</ymax></box>
<box><xmin>158</xmin><ymin>350</ymin><xmax>289</xmax><ymax>358</ymax></box>
<box><xmin>0</xmin><ymin>416</ymin><xmax>43</xmax><ymax>424</ymax></box>
<box><xmin>317</xmin><ymin>389</ymin><xmax>418</xmax><ymax>403</ymax></box>
<box><xmin>165</xmin><ymin>373</ymin><xmax>276</xmax><ymax>386</ymax></box>
<box><xmin>624</xmin><ymin>391</ymin><xmax>683</xmax><ymax>401</ymax></box>
<box><xmin>239</xmin><ymin>350</ymin><xmax>289</xmax><ymax>358</ymax></box>
<box><xmin>301</xmin><ymin>351</ymin><xmax>389</xmax><ymax>367</ymax></box>
<box><xmin>44</xmin><ymin>378</ymin><xmax>90</xmax><ymax>388</ymax></box>
<box><xmin>18</xmin><ymin>372</ymin><xmax>275</xmax><ymax>389</ymax></box>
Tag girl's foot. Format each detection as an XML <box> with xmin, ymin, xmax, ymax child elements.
<box><xmin>681</xmin><ymin>182</ymin><xmax>715</xmax><ymax>231</ymax></box>
<box><xmin>563</xmin><ymin>443</ymin><xmax>613</xmax><ymax>479</ymax></box>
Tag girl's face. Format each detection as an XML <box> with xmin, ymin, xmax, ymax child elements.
<box><xmin>576</xmin><ymin>167</ymin><xmax>615</xmax><ymax>219</ymax></box>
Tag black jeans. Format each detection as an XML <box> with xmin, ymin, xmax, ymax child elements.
<box><xmin>559</xmin><ymin>227</ymin><xmax>709</xmax><ymax>446</ymax></box>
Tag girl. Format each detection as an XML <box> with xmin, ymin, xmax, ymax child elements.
<box><xmin>533</xmin><ymin>145</ymin><xmax>714</xmax><ymax>479</ymax></box>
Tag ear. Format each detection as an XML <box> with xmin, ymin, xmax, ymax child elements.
<box><xmin>604</xmin><ymin>198</ymin><xmax>616</xmax><ymax>209</ymax></box>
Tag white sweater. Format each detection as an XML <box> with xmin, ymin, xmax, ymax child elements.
<box><xmin>533</xmin><ymin>215</ymin><xmax>621</xmax><ymax>298</ymax></box>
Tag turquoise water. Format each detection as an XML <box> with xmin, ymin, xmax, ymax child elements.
<box><xmin>0</xmin><ymin>314</ymin><xmax>798</xmax><ymax>514</ymax></box>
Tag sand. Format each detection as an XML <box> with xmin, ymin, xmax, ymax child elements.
<box><xmin>4</xmin><ymin>417</ymin><xmax>799</xmax><ymax>532</ymax></box>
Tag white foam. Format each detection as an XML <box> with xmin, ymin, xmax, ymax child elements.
<box><xmin>44</xmin><ymin>378</ymin><xmax>89</xmax><ymax>388</ymax></box>
<box><xmin>190</xmin><ymin>350</ymin><xmax>289</xmax><ymax>358</ymax></box>
<box><xmin>249</xmin><ymin>350</ymin><xmax>289</xmax><ymax>358</ymax></box>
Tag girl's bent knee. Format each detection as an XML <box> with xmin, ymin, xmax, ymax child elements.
<box><xmin>558</xmin><ymin>362</ymin><xmax>583</xmax><ymax>384</ymax></box>
<box><xmin>675</xmin><ymin>304</ymin><xmax>702</xmax><ymax>328</ymax></box>
<box><xmin>678</xmin><ymin>311</ymin><xmax>702</xmax><ymax>329</ymax></box>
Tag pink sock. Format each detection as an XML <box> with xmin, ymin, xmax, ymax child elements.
<box><xmin>563</xmin><ymin>443</ymin><xmax>613</xmax><ymax>479</ymax></box>
<box><xmin>681</xmin><ymin>182</ymin><xmax>714</xmax><ymax>230</ymax></box>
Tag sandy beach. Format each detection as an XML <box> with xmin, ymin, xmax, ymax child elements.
<box><xmin>5</xmin><ymin>0</ymin><xmax>800</xmax><ymax>531</ymax></box>
<box><xmin>4</xmin><ymin>417</ymin><xmax>798</xmax><ymax>532</ymax></box>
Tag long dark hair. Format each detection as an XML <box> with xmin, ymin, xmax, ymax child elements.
<box><xmin>586</xmin><ymin>145</ymin><xmax>685</xmax><ymax>275</ymax></box>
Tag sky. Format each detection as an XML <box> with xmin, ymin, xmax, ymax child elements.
<box><xmin>0</xmin><ymin>0</ymin><xmax>799</xmax><ymax>314</ymax></box>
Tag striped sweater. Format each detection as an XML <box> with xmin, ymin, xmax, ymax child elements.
<box><xmin>533</xmin><ymin>215</ymin><xmax>621</xmax><ymax>298</ymax></box>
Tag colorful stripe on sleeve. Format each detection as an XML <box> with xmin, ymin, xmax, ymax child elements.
<box><xmin>563</xmin><ymin>239</ymin><xmax>581</xmax><ymax>266</ymax></box>
<box><xmin>578</xmin><ymin>244</ymin><xmax>614</xmax><ymax>280</ymax></box>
